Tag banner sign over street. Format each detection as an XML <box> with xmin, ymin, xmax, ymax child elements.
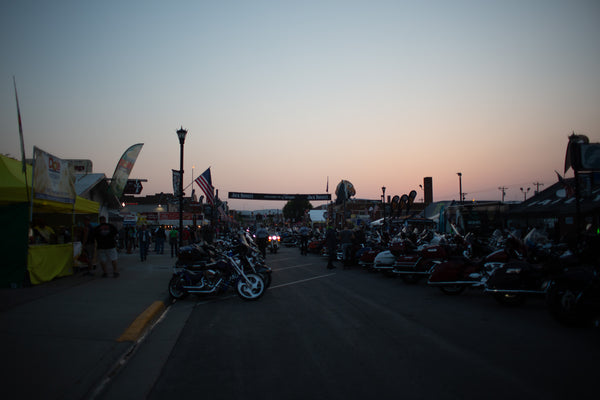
<box><xmin>228</xmin><ymin>192</ymin><xmax>331</xmax><ymax>201</ymax></box>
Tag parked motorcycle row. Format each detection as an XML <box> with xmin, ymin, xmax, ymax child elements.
<box><xmin>307</xmin><ymin>224</ymin><xmax>599</xmax><ymax>328</ymax></box>
<box><xmin>168</xmin><ymin>231</ymin><xmax>273</xmax><ymax>301</ymax></box>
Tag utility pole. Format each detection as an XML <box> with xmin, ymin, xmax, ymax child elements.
<box><xmin>457</xmin><ymin>172</ymin><xmax>463</xmax><ymax>204</ymax></box>
<box><xmin>498</xmin><ymin>186</ymin><xmax>507</xmax><ymax>202</ymax></box>
<box><xmin>533</xmin><ymin>182</ymin><xmax>544</xmax><ymax>195</ymax></box>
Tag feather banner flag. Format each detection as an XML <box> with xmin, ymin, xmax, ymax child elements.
<box><xmin>108</xmin><ymin>143</ymin><xmax>144</xmax><ymax>197</ymax></box>
<box><xmin>195</xmin><ymin>167</ymin><xmax>215</xmax><ymax>205</ymax></box>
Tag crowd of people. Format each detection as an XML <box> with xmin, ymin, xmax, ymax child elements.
<box><xmin>77</xmin><ymin>219</ymin><xmax>220</xmax><ymax>278</ymax></box>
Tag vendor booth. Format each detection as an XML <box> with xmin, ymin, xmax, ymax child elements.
<box><xmin>0</xmin><ymin>155</ymin><xmax>99</xmax><ymax>287</ymax></box>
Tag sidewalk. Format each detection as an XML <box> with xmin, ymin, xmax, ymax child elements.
<box><xmin>0</xmin><ymin>249</ymin><xmax>176</xmax><ymax>400</ymax></box>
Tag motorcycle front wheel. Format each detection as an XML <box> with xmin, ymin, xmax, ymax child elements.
<box><xmin>546</xmin><ymin>283</ymin><xmax>586</xmax><ymax>326</ymax></box>
<box><xmin>237</xmin><ymin>273</ymin><xmax>266</xmax><ymax>301</ymax></box>
<box><xmin>168</xmin><ymin>275</ymin><xmax>189</xmax><ymax>300</ymax></box>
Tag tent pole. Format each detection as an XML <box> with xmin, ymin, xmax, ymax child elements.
<box><xmin>29</xmin><ymin>147</ymin><xmax>37</xmax><ymax>225</ymax></box>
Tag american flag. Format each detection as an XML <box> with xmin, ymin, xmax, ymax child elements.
<box><xmin>195</xmin><ymin>167</ymin><xmax>215</xmax><ymax>205</ymax></box>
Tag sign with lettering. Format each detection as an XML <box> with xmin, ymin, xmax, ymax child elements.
<box><xmin>228</xmin><ymin>192</ymin><xmax>331</xmax><ymax>201</ymax></box>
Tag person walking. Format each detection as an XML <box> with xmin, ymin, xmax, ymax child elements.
<box><xmin>138</xmin><ymin>224</ymin><xmax>151</xmax><ymax>261</ymax></box>
<box><xmin>299</xmin><ymin>224</ymin><xmax>310</xmax><ymax>255</ymax></box>
<box><xmin>94</xmin><ymin>216</ymin><xmax>120</xmax><ymax>278</ymax></box>
<box><xmin>325</xmin><ymin>224</ymin><xmax>337</xmax><ymax>269</ymax></box>
<box><xmin>255</xmin><ymin>224</ymin><xmax>269</xmax><ymax>258</ymax></box>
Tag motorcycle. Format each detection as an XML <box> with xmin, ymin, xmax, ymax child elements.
<box><xmin>484</xmin><ymin>230</ymin><xmax>563</xmax><ymax>306</ymax></box>
<box><xmin>268</xmin><ymin>233</ymin><xmax>280</xmax><ymax>254</ymax></box>
<box><xmin>392</xmin><ymin>231</ymin><xmax>464</xmax><ymax>283</ymax></box>
<box><xmin>370</xmin><ymin>235</ymin><xmax>418</xmax><ymax>274</ymax></box>
<box><xmin>307</xmin><ymin>237</ymin><xmax>325</xmax><ymax>254</ymax></box>
<box><xmin>427</xmin><ymin>233</ymin><xmax>523</xmax><ymax>295</ymax></box>
<box><xmin>546</xmin><ymin>240</ymin><xmax>600</xmax><ymax>327</ymax></box>
<box><xmin>168</xmin><ymin>252</ymin><xmax>266</xmax><ymax>301</ymax></box>
<box><xmin>546</xmin><ymin>265</ymin><xmax>600</xmax><ymax>328</ymax></box>
<box><xmin>235</xmin><ymin>232</ymin><xmax>273</xmax><ymax>287</ymax></box>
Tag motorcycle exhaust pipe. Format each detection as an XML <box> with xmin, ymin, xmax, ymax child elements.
<box><xmin>393</xmin><ymin>270</ymin><xmax>430</xmax><ymax>275</ymax></box>
<box><xmin>428</xmin><ymin>280</ymin><xmax>481</xmax><ymax>286</ymax></box>
<box><xmin>184</xmin><ymin>287</ymin><xmax>219</xmax><ymax>294</ymax></box>
<box><xmin>373</xmin><ymin>265</ymin><xmax>394</xmax><ymax>270</ymax></box>
<box><xmin>182</xmin><ymin>278</ymin><xmax>223</xmax><ymax>294</ymax></box>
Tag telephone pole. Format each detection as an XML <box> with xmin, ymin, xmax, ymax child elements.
<box><xmin>498</xmin><ymin>186</ymin><xmax>507</xmax><ymax>202</ymax></box>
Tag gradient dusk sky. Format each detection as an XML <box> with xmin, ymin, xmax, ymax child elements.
<box><xmin>1</xmin><ymin>1</ymin><xmax>599</xmax><ymax>210</ymax></box>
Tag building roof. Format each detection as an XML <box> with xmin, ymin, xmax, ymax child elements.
<box><xmin>509</xmin><ymin>177</ymin><xmax>600</xmax><ymax>216</ymax></box>
<box><xmin>75</xmin><ymin>173</ymin><xmax>121</xmax><ymax>209</ymax></box>
<box><xmin>74</xmin><ymin>173</ymin><xmax>106</xmax><ymax>197</ymax></box>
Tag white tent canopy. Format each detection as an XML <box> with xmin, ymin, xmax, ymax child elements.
<box><xmin>309</xmin><ymin>210</ymin><xmax>326</xmax><ymax>223</ymax></box>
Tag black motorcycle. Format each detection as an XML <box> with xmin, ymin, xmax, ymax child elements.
<box><xmin>546</xmin><ymin>263</ymin><xmax>600</xmax><ymax>328</ymax></box>
<box><xmin>168</xmin><ymin>252</ymin><xmax>266</xmax><ymax>301</ymax></box>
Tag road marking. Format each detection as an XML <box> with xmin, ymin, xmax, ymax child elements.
<box><xmin>270</xmin><ymin>256</ymin><xmax>295</xmax><ymax>262</ymax></box>
<box><xmin>276</xmin><ymin>263</ymin><xmax>314</xmax><ymax>271</ymax></box>
<box><xmin>270</xmin><ymin>273</ymin><xmax>336</xmax><ymax>289</ymax></box>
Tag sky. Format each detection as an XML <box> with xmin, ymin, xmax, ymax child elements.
<box><xmin>1</xmin><ymin>0</ymin><xmax>599</xmax><ymax>210</ymax></box>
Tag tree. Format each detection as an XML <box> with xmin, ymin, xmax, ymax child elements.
<box><xmin>283</xmin><ymin>198</ymin><xmax>313</xmax><ymax>222</ymax></box>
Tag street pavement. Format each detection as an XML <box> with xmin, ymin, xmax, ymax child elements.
<box><xmin>0</xmin><ymin>248</ymin><xmax>175</xmax><ymax>400</ymax></box>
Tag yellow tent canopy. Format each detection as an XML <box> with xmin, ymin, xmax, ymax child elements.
<box><xmin>0</xmin><ymin>154</ymin><xmax>99</xmax><ymax>213</ymax></box>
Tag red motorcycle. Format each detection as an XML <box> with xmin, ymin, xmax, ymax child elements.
<box><xmin>427</xmin><ymin>234</ymin><xmax>524</xmax><ymax>295</ymax></box>
<box><xmin>391</xmin><ymin>241</ymin><xmax>453</xmax><ymax>283</ymax></box>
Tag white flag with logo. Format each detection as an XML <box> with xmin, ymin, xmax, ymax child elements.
<box><xmin>32</xmin><ymin>146</ymin><xmax>76</xmax><ymax>204</ymax></box>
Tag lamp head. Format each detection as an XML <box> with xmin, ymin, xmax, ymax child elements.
<box><xmin>176</xmin><ymin>126</ymin><xmax>188</xmax><ymax>144</ymax></box>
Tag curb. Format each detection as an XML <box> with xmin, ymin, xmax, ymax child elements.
<box><xmin>116</xmin><ymin>296</ymin><xmax>173</xmax><ymax>342</ymax></box>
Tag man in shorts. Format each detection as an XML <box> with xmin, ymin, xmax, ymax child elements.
<box><xmin>94</xmin><ymin>216</ymin><xmax>120</xmax><ymax>278</ymax></box>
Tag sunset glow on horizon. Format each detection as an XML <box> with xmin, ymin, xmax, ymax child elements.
<box><xmin>1</xmin><ymin>1</ymin><xmax>598</xmax><ymax>210</ymax></box>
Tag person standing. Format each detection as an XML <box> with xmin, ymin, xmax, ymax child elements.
<box><xmin>94</xmin><ymin>216</ymin><xmax>119</xmax><ymax>278</ymax></box>
<box><xmin>325</xmin><ymin>224</ymin><xmax>338</xmax><ymax>269</ymax></box>
<box><xmin>339</xmin><ymin>224</ymin><xmax>355</xmax><ymax>268</ymax></box>
<box><xmin>155</xmin><ymin>225</ymin><xmax>166</xmax><ymax>254</ymax></box>
<box><xmin>169</xmin><ymin>228</ymin><xmax>179</xmax><ymax>258</ymax></box>
<box><xmin>138</xmin><ymin>224</ymin><xmax>151</xmax><ymax>261</ymax></box>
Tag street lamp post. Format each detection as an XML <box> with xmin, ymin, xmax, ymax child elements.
<box><xmin>520</xmin><ymin>187</ymin><xmax>531</xmax><ymax>201</ymax></box>
<box><xmin>457</xmin><ymin>172</ymin><xmax>463</xmax><ymax>204</ymax></box>
<box><xmin>176</xmin><ymin>126</ymin><xmax>187</xmax><ymax>249</ymax></box>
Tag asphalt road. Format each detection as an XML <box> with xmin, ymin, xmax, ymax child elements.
<box><xmin>100</xmin><ymin>246</ymin><xmax>599</xmax><ymax>400</ymax></box>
